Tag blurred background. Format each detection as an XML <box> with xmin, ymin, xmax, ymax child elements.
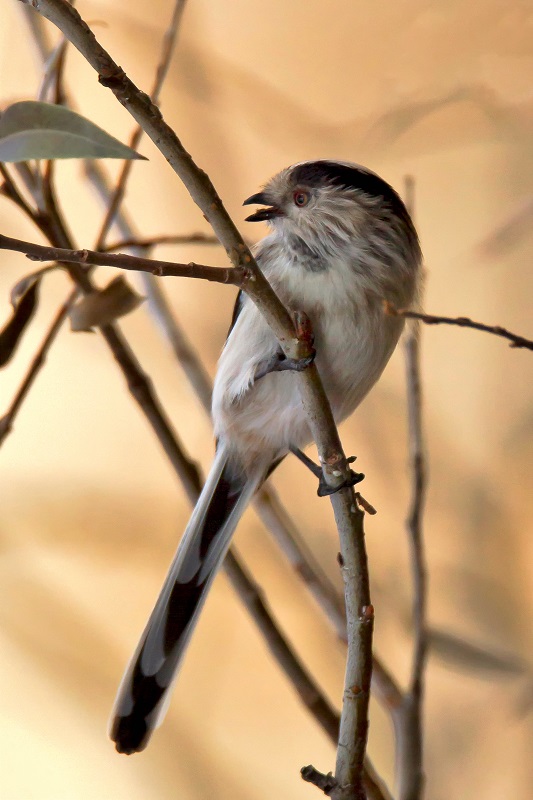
<box><xmin>1</xmin><ymin>1</ymin><xmax>532</xmax><ymax>798</ymax></box>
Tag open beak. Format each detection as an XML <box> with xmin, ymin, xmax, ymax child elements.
<box><xmin>243</xmin><ymin>191</ymin><xmax>283</xmax><ymax>222</ymax></box>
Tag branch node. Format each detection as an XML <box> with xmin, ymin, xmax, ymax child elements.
<box><xmin>98</xmin><ymin>65</ymin><xmax>127</xmax><ymax>90</ymax></box>
<box><xmin>301</xmin><ymin>765</ymin><xmax>338</xmax><ymax>795</ymax></box>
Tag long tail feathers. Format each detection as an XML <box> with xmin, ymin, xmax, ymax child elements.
<box><xmin>110</xmin><ymin>447</ymin><xmax>266</xmax><ymax>754</ymax></box>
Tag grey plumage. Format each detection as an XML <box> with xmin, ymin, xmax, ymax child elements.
<box><xmin>110</xmin><ymin>160</ymin><xmax>422</xmax><ymax>754</ymax></box>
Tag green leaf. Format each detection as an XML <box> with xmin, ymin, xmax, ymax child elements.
<box><xmin>0</xmin><ymin>101</ymin><xmax>146</xmax><ymax>162</ymax></box>
<box><xmin>69</xmin><ymin>276</ymin><xmax>144</xmax><ymax>331</ymax></box>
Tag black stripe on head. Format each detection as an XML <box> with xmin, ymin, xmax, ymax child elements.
<box><xmin>290</xmin><ymin>161</ymin><xmax>408</xmax><ymax>217</ymax></box>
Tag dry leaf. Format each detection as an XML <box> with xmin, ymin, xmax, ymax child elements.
<box><xmin>69</xmin><ymin>276</ymin><xmax>144</xmax><ymax>332</ymax></box>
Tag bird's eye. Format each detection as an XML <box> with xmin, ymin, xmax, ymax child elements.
<box><xmin>293</xmin><ymin>190</ymin><xmax>309</xmax><ymax>207</ymax></box>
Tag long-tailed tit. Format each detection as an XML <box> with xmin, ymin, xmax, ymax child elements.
<box><xmin>110</xmin><ymin>160</ymin><xmax>422</xmax><ymax>754</ymax></box>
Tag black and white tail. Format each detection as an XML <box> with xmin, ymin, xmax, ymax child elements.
<box><xmin>110</xmin><ymin>446</ymin><xmax>266</xmax><ymax>754</ymax></box>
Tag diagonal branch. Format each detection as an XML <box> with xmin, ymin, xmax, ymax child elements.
<box><xmin>20</xmin><ymin>2</ymin><xmax>375</xmax><ymax>793</ymax></box>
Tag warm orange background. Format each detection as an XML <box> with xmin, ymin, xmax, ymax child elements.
<box><xmin>1</xmin><ymin>2</ymin><xmax>532</xmax><ymax>798</ymax></box>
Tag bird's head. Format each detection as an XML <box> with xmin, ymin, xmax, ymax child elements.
<box><xmin>243</xmin><ymin>160</ymin><xmax>419</xmax><ymax>261</ymax></box>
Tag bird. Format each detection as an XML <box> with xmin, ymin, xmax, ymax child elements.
<box><xmin>110</xmin><ymin>159</ymin><xmax>422</xmax><ymax>754</ymax></box>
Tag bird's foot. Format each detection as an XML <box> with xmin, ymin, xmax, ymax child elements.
<box><xmin>254</xmin><ymin>349</ymin><xmax>316</xmax><ymax>381</ymax></box>
<box><xmin>290</xmin><ymin>448</ymin><xmax>364</xmax><ymax>496</ymax></box>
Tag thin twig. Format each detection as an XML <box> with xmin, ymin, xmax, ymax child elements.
<box><xmin>37</xmin><ymin>35</ymin><xmax>67</xmax><ymax>102</ymax></box>
<box><xmin>0</xmin><ymin>233</ymin><xmax>242</xmax><ymax>285</ymax></box>
<box><xmin>0</xmin><ymin>289</ymin><xmax>77</xmax><ymax>446</ymax></box>
<box><xmin>395</xmin><ymin>180</ymin><xmax>428</xmax><ymax>800</ymax></box>
<box><xmin>387</xmin><ymin>304</ymin><xmax>533</xmax><ymax>352</ymax></box>
<box><xmin>102</xmin><ymin>232</ymin><xmax>220</xmax><ymax>252</ymax></box>
<box><xmin>94</xmin><ymin>0</ymin><xmax>189</xmax><ymax>249</ymax></box>
<box><xmin>38</xmin><ymin>31</ymin><xmax>69</xmax><ymax>213</ymax></box>
<box><xmin>301</xmin><ymin>765</ymin><xmax>339</xmax><ymax>794</ymax></box>
<box><xmin>12</xmin><ymin>162</ymin><xmax>46</xmax><ymax>212</ymax></box>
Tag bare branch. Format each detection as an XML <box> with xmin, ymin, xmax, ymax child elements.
<box><xmin>95</xmin><ymin>0</ymin><xmax>189</xmax><ymax>249</ymax></box>
<box><xmin>0</xmin><ymin>233</ymin><xmax>242</xmax><ymax>285</ymax></box>
<box><xmin>387</xmin><ymin>304</ymin><xmax>533</xmax><ymax>352</ymax></box>
<box><xmin>37</xmin><ymin>32</ymin><xmax>68</xmax><ymax>103</ymax></box>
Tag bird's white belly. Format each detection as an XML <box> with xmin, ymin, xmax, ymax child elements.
<box><xmin>211</xmin><ymin>283</ymin><xmax>403</xmax><ymax>469</ymax></box>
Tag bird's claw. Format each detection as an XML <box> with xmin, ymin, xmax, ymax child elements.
<box><xmin>290</xmin><ymin>447</ymin><xmax>364</xmax><ymax>496</ymax></box>
<box><xmin>255</xmin><ymin>349</ymin><xmax>316</xmax><ymax>381</ymax></box>
<box><xmin>317</xmin><ymin>467</ymin><xmax>365</xmax><ymax>497</ymax></box>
